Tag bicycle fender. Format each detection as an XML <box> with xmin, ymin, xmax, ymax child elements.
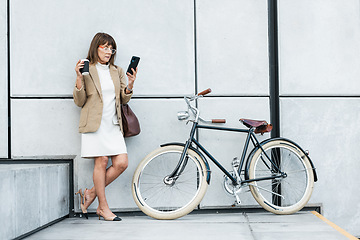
<box><xmin>244</xmin><ymin>138</ymin><xmax>318</xmax><ymax>182</ymax></box>
<box><xmin>160</xmin><ymin>142</ymin><xmax>211</xmax><ymax>184</ymax></box>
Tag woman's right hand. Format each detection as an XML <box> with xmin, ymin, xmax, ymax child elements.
<box><xmin>75</xmin><ymin>59</ymin><xmax>84</xmax><ymax>77</ymax></box>
<box><xmin>75</xmin><ymin>60</ymin><xmax>84</xmax><ymax>90</ymax></box>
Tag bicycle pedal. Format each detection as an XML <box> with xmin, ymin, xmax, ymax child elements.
<box><xmin>233</xmin><ymin>191</ymin><xmax>241</xmax><ymax>205</ymax></box>
<box><xmin>232</xmin><ymin>200</ymin><xmax>241</xmax><ymax>207</ymax></box>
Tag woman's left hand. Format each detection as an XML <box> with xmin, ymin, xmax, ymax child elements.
<box><xmin>126</xmin><ymin>67</ymin><xmax>138</xmax><ymax>90</ymax></box>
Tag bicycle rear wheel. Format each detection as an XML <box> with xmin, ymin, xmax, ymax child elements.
<box><xmin>131</xmin><ymin>145</ymin><xmax>208</xmax><ymax>219</ymax></box>
<box><xmin>248</xmin><ymin>139</ymin><xmax>314</xmax><ymax>214</ymax></box>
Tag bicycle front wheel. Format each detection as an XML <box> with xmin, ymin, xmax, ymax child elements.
<box><xmin>131</xmin><ymin>145</ymin><xmax>208</xmax><ymax>220</ymax></box>
<box><xmin>248</xmin><ymin>139</ymin><xmax>314</xmax><ymax>214</ymax></box>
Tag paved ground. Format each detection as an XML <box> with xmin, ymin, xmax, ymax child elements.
<box><xmin>24</xmin><ymin>211</ymin><xmax>355</xmax><ymax>240</ymax></box>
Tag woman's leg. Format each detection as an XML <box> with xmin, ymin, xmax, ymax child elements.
<box><xmin>93</xmin><ymin>156</ymin><xmax>110</xmax><ymax>213</ymax></box>
<box><xmin>105</xmin><ymin>154</ymin><xmax>129</xmax><ymax>183</ymax></box>
<box><xmin>84</xmin><ymin>154</ymin><xmax>128</xmax><ymax>209</ymax></box>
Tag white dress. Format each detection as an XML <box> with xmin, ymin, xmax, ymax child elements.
<box><xmin>81</xmin><ymin>62</ymin><xmax>127</xmax><ymax>158</ymax></box>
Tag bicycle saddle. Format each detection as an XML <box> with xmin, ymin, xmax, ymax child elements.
<box><xmin>240</xmin><ymin>119</ymin><xmax>273</xmax><ymax>135</ymax></box>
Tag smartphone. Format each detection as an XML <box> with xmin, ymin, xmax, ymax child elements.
<box><xmin>127</xmin><ymin>56</ymin><xmax>140</xmax><ymax>75</ymax></box>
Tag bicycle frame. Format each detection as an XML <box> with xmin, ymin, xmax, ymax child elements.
<box><xmin>168</xmin><ymin>120</ymin><xmax>284</xmax><ymax>186</ymax></box>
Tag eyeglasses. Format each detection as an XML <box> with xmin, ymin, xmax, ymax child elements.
<box><xmin>98</xmin><ymin>45</ymin><xmax>116</xmax><ymax>55</ymax></box>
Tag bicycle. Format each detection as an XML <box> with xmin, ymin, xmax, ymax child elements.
<box><xmin>131</xmin><ymin>89</ymin><xmax>318</xmax><ymax>220</ymax></box>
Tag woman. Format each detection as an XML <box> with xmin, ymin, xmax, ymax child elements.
<box><xmin>73</xmin><ymin>32</ymin><xmax>137</xmax><ymax>221</ymax></box>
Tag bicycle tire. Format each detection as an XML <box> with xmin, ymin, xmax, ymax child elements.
<box><xmin>248</xmin><ymin>139</ymin><xmax>314</xmax><ymax>214</ymax></box>
<box><xmin>131</xmin><ymin>145</ymin><xmax>208</xmax><ymax>220</ymax></box>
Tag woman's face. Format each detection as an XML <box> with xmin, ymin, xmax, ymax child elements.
<box><xmin>97</xmin><ymin>43</ymin><xmax>114</xmax><ymax>64</ymax></box>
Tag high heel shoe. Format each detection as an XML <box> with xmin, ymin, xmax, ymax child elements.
<box><xmin>75</xmin><ymin>189</ymin><xmax>89</xmax><ymax>219</ymax></box>
<box><xmin>96</xmin><ymin>210</ymin><xmax>122</xmax><ymax>221</ymax></box>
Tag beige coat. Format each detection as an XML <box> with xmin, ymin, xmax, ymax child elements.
<box><xmin>73</xmin><ymin>64</ymin><xmax>133</xmax><ymax>134</ymax></box>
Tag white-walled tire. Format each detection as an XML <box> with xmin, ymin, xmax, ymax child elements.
<box><xmin>132</xmin><ymin>145</ymin><xmax>208</xmax><ymax>220</ymax></box>
<box><xmin>248</xmin><ymin>139</ymin><xmax>314</xmax><ymax>214</ymax></box>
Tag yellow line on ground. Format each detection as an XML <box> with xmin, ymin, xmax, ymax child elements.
<box><xmin>311</xmin><ymin>211</ymin><xmax>358</xmax><ymax>240</ymax></box>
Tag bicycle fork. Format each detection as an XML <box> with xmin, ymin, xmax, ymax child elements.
<box><xmin>164</xmin><ymin>143</ymin><xmax>191</xmax><ymax>186</ymax></box>
<box><xmin>166</xmin><ymin>123</ymin><xmax>197</xmax><ymax>183</ymax></box>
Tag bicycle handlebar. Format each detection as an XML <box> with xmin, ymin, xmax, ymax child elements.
<box><xmin>197</xmin><ymin>88</ymin><xmax>212</xmax><ymax>96</ymax></box>
<box><xmin>183</xmin><ymin>89</ymin><xmax>226</xmax><ymax>124</ymax></box>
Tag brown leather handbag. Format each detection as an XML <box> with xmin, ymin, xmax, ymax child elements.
<box><xmin>121</xmin><ymin>104</ymin><xmax>141</xmax><ymax>137</ymax></box>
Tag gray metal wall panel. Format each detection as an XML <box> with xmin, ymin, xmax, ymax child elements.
<box><xmin>196</xmin><ymin>0</ymin><xmax>269</xmax><ymax>96</ymax></box>
<box><xmin>11</xmin><ymin>99</ymin><xmax>80</xmax><ymax>158</ymax></box>
<box><xmin>279</xmin><ymin>1</ymin><xmax>360</xmax><ymax>236</ymax></box>
<box><xmin>10</xmin><ymin>0</ymin><xmax>195</xmax><ymax>97</ymax></box>
<box><xmin>278</xmin><ymin>0</ymin><xmax>360</xmax><ymax>95</ymax></box>
<box><xmin>280</xmin><ymin>98</ymin><xmax>360</xmax><ymax>236</ymax></box>
<box><xmin>0</xmin><ymin>0</ymin><xmax>7</xmax><ymax>158</ymax></box>
<box><xmin>197</xmin><ymin>97</ymin><xmax>270</xmax><ymax>208</ymax></box>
